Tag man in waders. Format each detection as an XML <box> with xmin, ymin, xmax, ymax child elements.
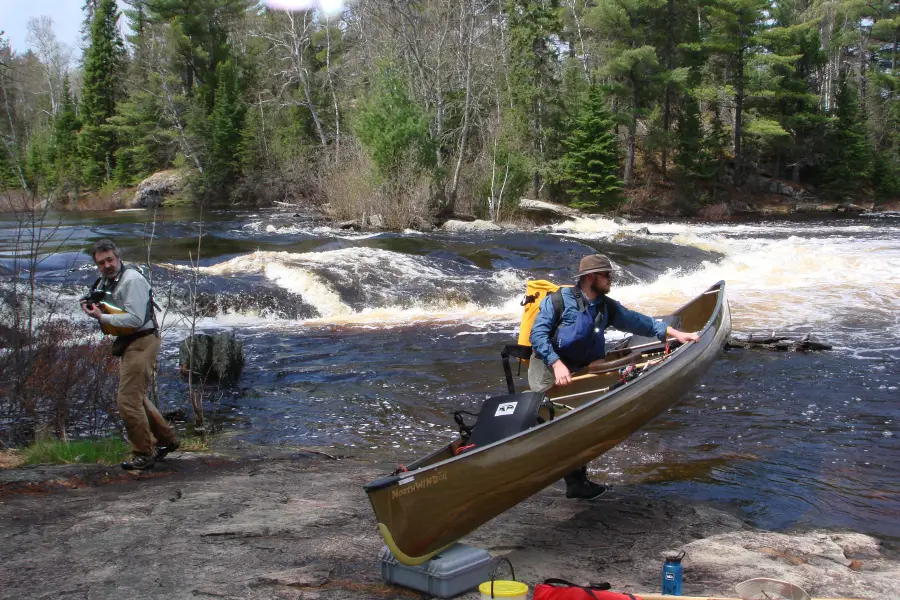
<box><xmin>81</xmin><ymin>239</ymin><xmax>179</xmax><ymax>471</ymax></box>
<box><xmin>529</xmin><ymin>254</ymin><xmax>699</xmax><ymax>498</ymax></box>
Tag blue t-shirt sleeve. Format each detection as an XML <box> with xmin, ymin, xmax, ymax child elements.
<box><xmin>530</xmin><ymin>294</ymin><xmax>561</xmax><ymax>366</ymax></box>
<box><xmin>609</xmin><ymin>299</ymin><xmax>668</xmax><ymax>340</ymax></box>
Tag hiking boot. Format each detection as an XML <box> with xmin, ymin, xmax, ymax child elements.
<box><xmin>565</xmin><ymin>479</ymin><xmax>608</xmax><ymax>499</ymax></box>
<box><xmin>564</xmin><ymin>467</ymin><xmax>608</xmax><ymax>499</ymax></box>
<box><xmin>154</xmin><ymin>439</ymin><xmax>180</xmax><ymax>461</ymax></box>
<box><xmin>121</xmin><ymin>453</ymin><xmax>155</xmax><ymax>471</ymax></box>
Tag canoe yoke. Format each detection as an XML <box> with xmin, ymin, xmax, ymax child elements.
<box><xmin>453</xmin><ymin>391</ymin><xmax>551</xmax><ymax>454</ymax></box>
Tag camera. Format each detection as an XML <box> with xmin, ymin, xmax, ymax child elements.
<box><xmin>81</xmin><ymin>290</ymin><xmax>105</xmax><ymax>310</ymax></box>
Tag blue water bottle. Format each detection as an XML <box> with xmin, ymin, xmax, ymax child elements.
<box><xmin>661</xmin><ymin>551</ymin><xmax>685</xmax><ymax>595</ymax></box>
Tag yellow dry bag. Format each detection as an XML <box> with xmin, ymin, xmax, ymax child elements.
<box><xmin>517</xmin><ymin>280</ymin><xmax>572</xmax><ymax>346</ymax></box>
<box><xmin>96</xmin><ymin>301</ymin><xmax>137</xmax><ymax>337</ymax></box>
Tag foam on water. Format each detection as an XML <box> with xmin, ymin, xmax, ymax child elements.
<box><xmin>240</xmin><ymin>220</ymin><xmax>383</xmax><ymax>240</ymax></box>
<box><xmin>186</xmin><ymin>249</ymin><xmax>525</xmax><ymax>329</ymax></box>
<box><xmin>555</xmin><ymin>220</ymin><xmax>900</xmax><ymax>354</ymax></box>
<box><xmin>553</xmin><ymin>215</ymin><xmax>900</xmax><ymax>238</ymax></box>
<box><xmin>188</xmin><ymin>221</ymin><xmax>900</xmax><ymax>351</ymax></box>
<box><xmin>615</xmin><ymin>234</ymin><xmax>900</xmax><ymax>335</ymax></box>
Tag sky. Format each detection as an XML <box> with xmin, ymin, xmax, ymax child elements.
<box><xmin>1</xmin><ymin>1</ymin><xmax>93</xmax><ymax>54</ymax></box>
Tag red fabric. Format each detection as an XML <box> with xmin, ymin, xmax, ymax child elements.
<box><xmin>532</xmin><ymin>584</ymin><xmax>642</xmax><ymax>600</ymax></box>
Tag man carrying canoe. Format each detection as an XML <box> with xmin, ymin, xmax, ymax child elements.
<box><xmin>529</xmin><ymin>254</ymin><xmax>699</xmax><ymax>498</ymax></box>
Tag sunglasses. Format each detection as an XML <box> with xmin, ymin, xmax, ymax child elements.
<box><xmin>595</xmin><ymin>271</ymin><xmax>612</xmax><ymax>279</ymax></box>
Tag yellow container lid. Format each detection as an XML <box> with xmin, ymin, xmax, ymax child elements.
<box><xmin>478</xmin><ymin>580</ymin><xmax>529</xmax><ymax>597</ymax></box>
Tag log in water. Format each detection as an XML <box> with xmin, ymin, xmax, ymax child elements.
<box><xmin>726</xmin><ymin>331</ymin><xmax>833</xmax><ymax>351</ymax></box>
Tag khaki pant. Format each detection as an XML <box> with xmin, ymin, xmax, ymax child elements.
<box><xmin>117</xmin><ymin>334</ymin><xmax>174</xmax><ymax>455</ymax></box>
<box><xmin>528</xmin><ymin>357</ymin><xmax>556</xmax><ymax>393</ymax></box>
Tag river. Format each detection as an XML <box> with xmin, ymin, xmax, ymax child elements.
<box><xmin>1</xmin><ymin>207</ymin><xmax>898</xmax><ymax>548</ymax></box>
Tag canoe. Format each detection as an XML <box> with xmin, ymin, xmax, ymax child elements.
<box><xmin>364</xmin><ymin>281</ymin><xmax>731</xmax><ymax>566</ymax></box>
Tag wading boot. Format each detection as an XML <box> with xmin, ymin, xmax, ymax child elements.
<box><xmin>154</xmin><ymin>439</ymin><xmax>180</xmax><ymax>461</ymax></box>
<box><xmin>564</xmin><ymin>467</ymin><xmax>607</xmax><ymax>499</ymax></box>
<box><xmin>121</xmin><ymin>453</ymin><xmax>155</xmax><ymax>471</ymax></box>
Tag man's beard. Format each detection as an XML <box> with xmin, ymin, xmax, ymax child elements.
<box><xmin>591</xmin><ymin>280</ymin><xmax>610</xmax><ymax>296</ymax></box>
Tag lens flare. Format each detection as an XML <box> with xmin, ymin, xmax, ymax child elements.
<box><xmin>263</xmin><ymin>0</ymin><xmax>346</xmax><ymax>15</ymax></box>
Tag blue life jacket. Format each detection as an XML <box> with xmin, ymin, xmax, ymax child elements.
<box><xmin>551</xmin><ymin>287</ymin><xmax>618</xmax><ymax>369</ymax></box>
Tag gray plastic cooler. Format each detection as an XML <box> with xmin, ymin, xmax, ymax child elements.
<box><xmin>378</xmin><ymin>543</ymin><xmax>492</xmax><ymax>598</ymax></box>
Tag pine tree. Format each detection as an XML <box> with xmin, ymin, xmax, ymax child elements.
<box><xmin>587</xmin><ymin>0</ymin><xmax>662</xmax><ymax>186</ymax></box>
<box><xmin>145</xmin><ymin>0</ymin><xmax>250</xmax><ymax>112</ymax></box>
<box><xmin>674</xmin><ymin>91</ymin><xmax>712</xmax><ymax>179</ymax></box>
<box><xmin>559</xmin><ymin>87</ymin><xmax>623</xmax><ymax>211</ymax></box>
<box><xmin>704</xmin><ymin>0</ymin><xmax>769</xmax><ymax>183</ymax></box>
<box><xmin>871</xmin><ymin>77</ymin><xmax>900</xmax><ymax>199</ymax></box>
<box><xmin>759</xmin><ymin>15</ymin><xmax>826</xmax><ymax>183</ymax></box>
<box><xmin>79</xmin><ymin>0</ymin><xmax>125</xmax><ymax>187</ymax></box>
<box><xmin>53</xmin><ymin>76</ymin><xmax>81</xmax><ymax>199</ymax></box>
<box><xmin>110</xmin><ymin>86</ymin><xmax>172</xmax><ymax>186</ymax></box>
<box><xmin>505</xmin><ymin>0</ymin><xmax>564</xmax><ymax>197</ymax></box>
<box><xmin>868</xmin><ymin>2</ymin><xmax>900</xmax><ymax>200</ymax></box>
<box><xmin>821</xmin><ymin>73</ymin><xmax>872</xmax><ymax>200</ymax></box>
<box><xmin>705</xmin><ymin>101</ymin><xmax>731</xmax><ymax>182</ymax></box>
<box><xmin>354</xmin><ymin>66</ymin><xmax>433</xmax><ymax>179</ymax></box>
<box><xmin>648</xmin><ymin>0</ymin><xmax>701</xmax><ymax>178</ymax></box>
<box><xmin>203</xmin><ymin>60</ymin><xmax>246</xmax><ymax>196</ymax></box>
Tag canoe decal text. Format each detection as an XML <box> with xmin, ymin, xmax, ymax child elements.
<box><xmin>391</xmin><ymin>471</ymin><xmax>448</xmax><ymax>499</ymax></box>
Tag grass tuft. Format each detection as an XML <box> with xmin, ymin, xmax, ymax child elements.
<box><xmin>23</xmin><ymin>438</ymin><xmax>131</xmax><ymax>466</ymax></box>
<box><xmin>177</xmin><ymin>436</ymin><xmax>209</xmax><ymax>452</ymax></box>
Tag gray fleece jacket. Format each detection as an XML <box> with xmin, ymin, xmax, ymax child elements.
<box><xmin>98</xmin><ymin>266</ymin><xmax>155</xmax><ymax>334</ymax></box>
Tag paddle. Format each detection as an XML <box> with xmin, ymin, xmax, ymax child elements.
<box><xmin>585</xmin><ymin>339</ymin><xmax>677</xmax><ymax>374</ymax></box>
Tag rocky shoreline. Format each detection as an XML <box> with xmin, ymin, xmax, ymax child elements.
<box><xmin>1</xmin><ymin>448</ymin><xmax>897</xmax><ymax>600</ymax></box>
<box><xmin>51</xmin><ymin>168</ymin><xmax>897</xmax><ymax>228</ymax></box>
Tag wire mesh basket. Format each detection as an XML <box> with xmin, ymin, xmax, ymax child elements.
<box><xmin>735</xmin><ymin>578</ymin><xmax>812</xmax><ymax>600</ymax></box>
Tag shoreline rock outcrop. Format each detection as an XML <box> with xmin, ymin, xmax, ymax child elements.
<box><xmin>131</xmin><ymin>169</ymin><xmax>188</xmax><ymax>208</ymax></box>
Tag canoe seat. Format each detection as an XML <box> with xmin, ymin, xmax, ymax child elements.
<box><xmin>454</xmin><ymin>391</ymin><xmax>549</xmax><ymax>453</ymax></box>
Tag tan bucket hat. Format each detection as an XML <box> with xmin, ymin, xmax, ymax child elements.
<box><xmin>574</xmin><ymin>254</ymin><xmax>618</xmax><ymax>278</ymax></box>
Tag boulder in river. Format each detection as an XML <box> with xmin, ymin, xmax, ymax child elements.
<box><xmin>178</xmin><ymin>331</ymin><xmax>244</xmax><ymax>384</ymax></box>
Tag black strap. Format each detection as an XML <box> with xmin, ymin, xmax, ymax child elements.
<box><xmin>501</xmin><ymin>344</ymin><xmax>532</xmax><ymax>394</ymax></box>
<box><xmin>452</xmin><ymin>409</ymin><xmax>479</xmax><ymax>439</ymax></box>
<box><xmin>550</xmin><ymin>289</ymin><xmax>565</xmax><ymax>320</ymax></box>
<box><xmin>548</xmin><ymin>290</ymin><xmax>565</xmax><ymax>349</ymax></box>
<box><xmin>605</xmin><ymin>296</ymin><xmax>618</xmax><ymax>327</ymax></box>
<box><xmin>535</xmin><ymin>395</ymin><xmax>555</xmax><ymax>424</ymax></box>
<box><xmin>541</xmin><ymin>578</ymin><xmax>612</xmax><ymax>599</ymax></box>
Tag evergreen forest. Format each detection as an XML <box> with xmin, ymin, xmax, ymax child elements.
<box><xmin>1</xmin><ymin>0</ymin><xmax>899</xmax><ymax>225</ymax></box>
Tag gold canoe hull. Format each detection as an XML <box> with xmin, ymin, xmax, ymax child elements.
<box><xmin>364</xmin><ymin>282</ymin><xmax>731</xmax><ymax>565</ymax></box>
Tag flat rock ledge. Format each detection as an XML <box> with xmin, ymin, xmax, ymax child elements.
<box><xmin>441</xmin><ymin>219</ymin><xmax>504</xmax><ymax>232</ymax></box>
<box><xmin>0</xmin><ymin>456</ymin><xmax>895</xmax><ymax>600</ymax></box>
